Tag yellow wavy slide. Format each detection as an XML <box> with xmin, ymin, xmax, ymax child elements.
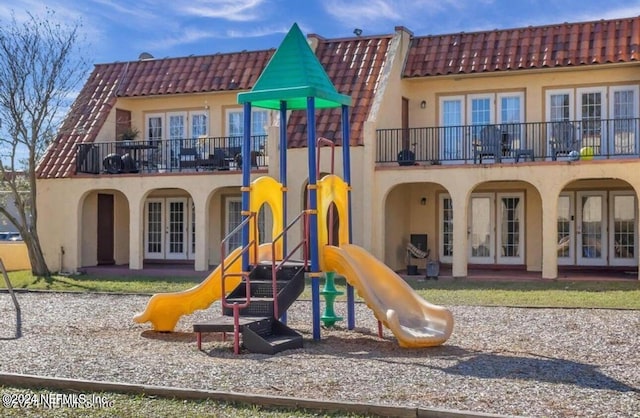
<box><xmin>134</xmin><ymin>244</ymin><xmax>273</xmax><ymax>332</ymax></box>
<box><xmin>322</xmin><ymin>244</ymin><xmax>454</xmax><ymax>347</ymax></box>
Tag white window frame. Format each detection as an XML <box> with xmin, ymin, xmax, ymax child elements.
<box><xmin>190</xmin><ymin>110</ymin><xmax>208</xmax><ymax>139</ymax></box>
<box><xmin>546</xmin><ymin>89</ymin><xmax>575</xmax><ymax>122</ymax></box>
<box><xmin>496</xmin><ymin>192</ymin><xmax>525</xmax><ymax>264</ymax></box>
<box><xmin>145</xmin><ymin>113</ymin><xmax>164</xmax><ymax>142</ymax></box>
<box><xmin>145</xmin><ymin>198</ymin><xmax>165</xmax><ymax>260</ymax></box>
<box><xmin>497</xmin><ymin>92</ymin><xmax>525</xmax><ymax>151</ymax></box>
<box><xmin>497</xmin><ymin>92</ymin><xmax>524</xmax><ymax>124</ymax></box>
<box><xmin>439</xmin><ymin>194</ymin><xmax>454</xmax><ymax>264</ymax></box>
<box><xmin>467</xmin><ymin>94</ymin><xmax>495</xmax><ymax>126</ymax></box>
<box><xmin>225</xmin><ymin>197</ymin><xmax>243</xmax><ymax>254</ymax></box>
<box><xmin>576</xmin><ymin>191</ymin><xmax>608</xmax><ymax>266</ymax></box>
<box><xmin>609</xmin><ymin>192</ymin><xmax>637</xmax><ymax>267</ymax></box>
<box><xmin>557</xmin><ymin>193</ymin><xmax>575</xmax><ymax>266</ymax></box>
<box><xmin>577</xmin><ymin>87</ymin><xmax>607</xmax><ymax>156</ymax></box>
<box><xmin>609</xmin><ymin>85</ymin><xmax>639</xmax><ymax>156</ymax></box>
<box><xmin>225</xmin><ymin>197</ymin><xmax>268</xmax><ymax>254</ymax></box>
<box><xmin>439</xmin><ymin>95</ymin><xmax>465</xmax><ymax>126</ymax></box>
<box><xmin>144</xmin><ymin>197</ymin><xmax>194</xmax><ymax>261</ymax></box>
<box><xmin>225</xmin><ymin>108</ymin><xmax>269</xmax><ymax>148</ymax></box>
<box><xmin>167</xmin><ymin>112</ymin><xmax>187</xmax><ymax>140</ymax></box>
<box><xmin>576</xmin><ymin>87</ymin><xmax>607</xmax><ymax>119</ymax></box>
<box><xmin>439</xmin><ymin>95</ymin><xmax>466</xmax><ymax>161</ymax></box>
<box><xmin>468</xmin><ymin>193</ymin><xmax>495</xmax><ymax>264</ymax></box>
<box><xmin>610</xmin><ymin>85</ymin><xmax>639</xmax><ymax>119</ymax></box>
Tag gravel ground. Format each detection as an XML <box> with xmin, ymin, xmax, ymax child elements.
<box><xmin>0</xmin><ymin>292</ymin><xmax>638</xmax><ymax>417</ymax></box>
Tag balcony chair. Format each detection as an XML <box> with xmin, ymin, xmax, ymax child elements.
<box><xmin>550</xmin><ymin>121</ymin><xmax>580</xmax><ymax>160</ymax></box>
<box><xmin>473</xmin><ymin>126</ymin><xmax>505</xmax><ymax>163</ymax></box>
<box><xmin>140</xmin><ymin>148</ymin><xmax>160</xmax><ymax>172</ymax></box>
<box><xmin>397</xmin><ymin>148</ymin><xmax>417</xmax><ymax>166</ymax></box>
<box><xmin>179</xmin><ymin>144</ymin><xmax>199</xmax><ymax>170</ymax></box>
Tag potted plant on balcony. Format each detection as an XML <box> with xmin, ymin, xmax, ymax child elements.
<box><xmin>119</xmin><ymin>127</ymin><xmax>140</xmax><ymax>142</ymax></box>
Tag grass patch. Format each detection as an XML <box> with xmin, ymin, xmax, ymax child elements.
<box><xmin>3</xmin><ymin>270</ymin><xmax>640</xmax><ymax>309</ymax></box>
<box><xmin>304</xmin><ymin>276</ymin><xmax>640</xmax><ymax>309</ymax></box>
<box><xmin>3</xmin><ymin>270</ymin><xmax>200</xmax><ymax>294</ymax></box>
<box><xmin>0</xmin><ymin>387</ymin><xmax>364</xmax><ymax>417</ymax></box>
<box><xmin>411</xmin><ymin>279</ymin><xmax>640</xmax><ymax>309</ymax></box>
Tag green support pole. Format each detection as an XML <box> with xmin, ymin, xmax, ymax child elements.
<box><xmin>320</xmin><ymin>271</ymin><xmax>344</xmax><ymax>327</ymax></box>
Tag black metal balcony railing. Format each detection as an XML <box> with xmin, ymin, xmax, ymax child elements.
<box><xmin>76</xmin><ymin>135</ymin><xmax>268</xmax><ymax>175</ymax></box>
<box><xmin>376</xmin><ymin>118</ymin><xmax>640</xmax><ymax>165</ymax></box>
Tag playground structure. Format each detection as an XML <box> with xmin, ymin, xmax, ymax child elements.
<box><xmin>134</xmin><ymin>23</ymin><xmax>453</xmax><ymax>354</ymax></box>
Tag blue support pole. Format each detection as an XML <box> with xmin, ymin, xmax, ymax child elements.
<box><xmin>280</xmin><ymin>100</ymin><xmax>288</xmax><ymax>256</ymax></box>
<box><xmin>307</xmin><ymin>97</ymin><xmax>321</xmax><ymax>341</ymax></box>
<box><xmin>241</xmin><ymin>102</ymin><xmax>252</xmax><ymax>272</ymax></box>
<box><xmin>341</xmin><ymin>104</ymin><xmax>355</xmax><ymax>330</ymax></box>
<box><xmin>279</xmin><ymin>100</ymin><xmax>288</xmax><ymax>325</ymax></box>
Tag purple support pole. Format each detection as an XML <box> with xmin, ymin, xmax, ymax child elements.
<box><xmin>341</xmin><ymin>104</ymin><xmax>355</xmax><ymax>330</ymax></box>
<box><xmin>307</xmin><ymin>97</ymin><xmax>321</xmax><ymax>340</ymax></box>
<box><xmin>241</xmin><ymin>102</ymin><xmax>252</xmax><ymax>272</ymax></box>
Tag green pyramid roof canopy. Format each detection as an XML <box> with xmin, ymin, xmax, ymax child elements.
<box><xmin>238</xmin><ymin>23</ymin><xmax>351</xmax><ymax>110</ymax></box>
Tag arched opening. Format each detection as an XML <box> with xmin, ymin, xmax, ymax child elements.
<box><xmin>384</xmin><ymin>182</ymin><xmax>448</xmax><ymax>272</ymax></box>
<box><xmin>326</xmin><ymin>202</ymin><xmax>340</xmax><ymax>246</ymax></box>
<box><xmin>557</xmin><ymin>178</ymin><xmax>637</xmax><ymax>268</ymax></box>
<box><xmin>467</xmin><ymin>180</ymin><xmax>541</xmax><ymax>268</ymax></box>
<box><xmin>79</xmin><ymin>189</ymin><xmax>129</xmax><ymax>267</ymax></box>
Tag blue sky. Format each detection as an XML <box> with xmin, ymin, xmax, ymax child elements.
<box><xmin>2</xmin><ymin>0</ymin><xmax>640</xmax><ymax>64</ymax></box>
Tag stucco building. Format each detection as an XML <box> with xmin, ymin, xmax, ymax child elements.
<box><xmin>36</xmin><ymin>16</ymin><xmax>640</xmax><ymax>280</ymax></box>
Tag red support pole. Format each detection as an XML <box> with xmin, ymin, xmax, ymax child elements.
<box><xmin>233</xmin><ymin>304</ymin><xmax>240</xmax><ymax>355</ymax></box>
<box><xmin>378</xmin><ymin>320</ymin><xmax>383</xmax><ymax>338</ymax></box>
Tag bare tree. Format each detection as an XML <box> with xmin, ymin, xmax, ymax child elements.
<box><xmin>0</xmin><ymin>9</ymin><xmax>89</xmax><ymax>276</ymax></box>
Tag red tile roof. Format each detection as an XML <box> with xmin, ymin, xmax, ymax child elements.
<box><xmin>37</xmin><ymin>33</ymin><xmax>392</xmax><ymax>178</ymax></box>
<box><xmin>37</xmin><ymin>50</ymin><xmax>275</xmax><ymax>179</ymax></box>
<box><xmin>287</xmin><ymin>34</ymin><xmax>393</xmax><ymax>148</ymax></box>
<box><xmin>404</xmin><ymin>16</ymin><xmax>640</xmax><ymax>77</ymax></box>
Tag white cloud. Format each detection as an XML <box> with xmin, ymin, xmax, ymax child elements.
<box><xmin>144</xmin><ymin>28</ymin><xmax>219</xmax><ymax>50</ymax></box>
<box><xmin>324</xmin><ymin>0</ymin><xmax>402</xmax><ymax>23</ymax></box>
<box><xmin>180</xmin><ymin>0</ymin><xmax>267</xmax><ymax>22</ymax></box>
<box><xmin>145</xmin><ymin>24</ymin><xmax>287</xmax><ymax>51</ymax></box>
<box><xmin>322</xmin><ymin>0</ymin><xmax>468</xmax><ymax>25</ymax></box>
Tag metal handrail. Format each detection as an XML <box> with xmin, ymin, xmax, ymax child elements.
<box><xmin>316</xmin><ymin>136</ymin><xmax>336</xmax><ymax>177</ymax></box>
<box><xmin>270</xmin><ymin>210</ymin><xmax>310</xmax><ymax>319</ymax></box>
<box><xmin>375</xmin><ymin>117</ymin><xmax>640</xmax><ymax>164</ymax></box>
<box><xmin>219</xmin><ymin>212</ymin><xmax>258</xmax><ymax>354</ymax></box>
<box><xmin>75</xmin><ymin>135</ymin><xmax>268</xmax><ymax>174</ymax></box>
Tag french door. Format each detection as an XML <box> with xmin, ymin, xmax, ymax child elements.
<box><xmin>576</xmin><ymin>192</ymin><xmax>607</xmax><ymax>266</ymax></box>
<box><xmin>468</xmin><ymin>194</ymin><xmax>495</xmax><ymax>263</ymax></box>
<box><xmin>557</xmin><ymin>191</ymin><xmax>636</xmax><ymax>266</ymax></box>
<box><xmin>467</xmin><ymin>193</ymin><xmax>524</xmax><ymax>264</ymax></box>
<box><xmin>440</xmin><ymin>192</ymin><xmax>524</xmax><ymax>265</ymax></box>
<box><xmin>145</xmin><ymin>197</ymin><xmax>194</xmax><ymax>260</ymax></box>
<box><xmin>168</xmin><ymin>112</ymin><xmax>186</xmax><ymax>170</ymax></box>
<box><xmin>225</xmin><ymin>197</ymin><xmax>270</xmax><ymax>254</ymax></box>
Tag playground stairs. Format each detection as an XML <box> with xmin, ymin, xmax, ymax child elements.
<box><xmin>194</xmin><ymin>261</ymin><xmax>306</xmax><ymax>354</ymax></box>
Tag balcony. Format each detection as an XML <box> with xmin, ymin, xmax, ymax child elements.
<box><xmin>76</xmin><ymin>135</ymin><xmax>268</xmax><ymax>175</ymax></box>
<box><xmin>376</xmin><ymin>118</ymin><xmax>640</xmax><ymax>166</ymax></box>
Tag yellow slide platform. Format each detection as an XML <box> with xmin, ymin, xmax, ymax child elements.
<box><xmin>134</xmin><ymin>244</ymin><xmax>273</xmax><ymax>332</ymax></box>
<box><xmin>322</xmin><ymin>244</ymin><xmax>454</xmax><ymax>347</ymax></box>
